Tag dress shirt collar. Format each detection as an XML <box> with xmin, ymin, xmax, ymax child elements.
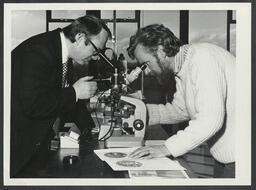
<box><xmin>60</xmin><ymin>31</ymin><xmax>68</xmax><ymax>63</ymax></box>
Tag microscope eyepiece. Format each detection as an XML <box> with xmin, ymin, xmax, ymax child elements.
<box><xmin>140</xmin><ymin>62</ymin><xmax>148</xmax><ymax>71</ymax></box>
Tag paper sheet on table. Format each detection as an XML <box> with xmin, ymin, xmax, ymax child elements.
<box><xmin>94</xmin><ymin>148</ymin><xmax>185</xmax><ymax>171</ymax></box>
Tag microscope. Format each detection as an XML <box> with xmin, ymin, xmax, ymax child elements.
<box><xmin>91</xmin><ymin>49</ymin><xmax>148</xmax><ymax>148</ymax></box>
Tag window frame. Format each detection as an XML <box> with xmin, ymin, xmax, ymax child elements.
<box><xmin>227</xmin><ymin>10</ymin><xmax>236</xmax><ymax>51</ymax></box>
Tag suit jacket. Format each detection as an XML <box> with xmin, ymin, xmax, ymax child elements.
<box><xmin>11</xmin><ymin>28</ymin><xmax>94</xmax><ymax>177</ymax></box>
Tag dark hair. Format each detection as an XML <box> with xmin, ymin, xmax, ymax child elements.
<box><xmin>62</xmin><ymin>15</ymin><xmax>112</xmax><ymax>43</ymax></box>
<box><xmin>127</xmin><ymin>24</ymin><xmax>181</xmax><ymax>59</ymax></box>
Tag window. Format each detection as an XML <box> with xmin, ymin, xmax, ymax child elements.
<box><xmin>107</xmin><ymin>22</ymin><xmax>138</xmax><ymax>62</ymax></box>
<box><xmin>48</xmin><ymin>22</ymin><xmax>70</xmax><ymax>31</ymax></box>
<box><xmin>116</xmin><ymin>10</ymin><xmax>135</xmax><ymax>19</ymax></box>
<box><xmin>51</xmin><ymin>10</ymin><xmax>86</xmax><ymax>19</ymax></box>
<box><xmin>189</xmin><ymin>10</ymin><xmax>227</xmax><ymax>50</ymax></box>
<box><xmin>228</xmin><ymin>10</ymin><xmax>236</xmax><ymax>56</ymax></box>
<box><xmin>11</xmin><ymin>10</ymin><xmax>46</xmax><ymax>49</ymax></box>
<box><xmin>230</xmin><ymin>23</ymin><xmax>236</xmax><ymax>56</ymax></box>
<box><xmin>141</xmin><ymin>10</ymin><xmax>180</xmax><ymax>38</ymax></box>
<box><xmin>46</xmin><ymin>10</ymin><xmax>140</xmax><ymax>62</ymax></box>
<box><xmin>99</xmin><ymin>10</ymin><xmax>140</xmax><ymax>62</ymax></box>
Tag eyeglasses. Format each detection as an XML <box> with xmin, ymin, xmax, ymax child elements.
<box><xmin>86</xmin><ymin>37</ymin><xmax>114</xmax><ymax>68</ymax></box>
<box><xmin>86</xmin><ymin>38</ymin><xmax>103</xmax><ymax>55</ymax></box>
<box><xmin>139</xmin><ymin>61</ymin><xmax>149</xmax><ymax>67</ymax></box>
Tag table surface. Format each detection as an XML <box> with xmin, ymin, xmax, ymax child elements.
<box><xmin>17</xmin><ymin>132</ymin><xmax>196</xmax><ymax>178</ymax></box>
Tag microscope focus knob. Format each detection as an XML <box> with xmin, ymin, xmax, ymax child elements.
<box><xmin>133</xmin><ymin>119</ymin><xmax>144</xmax><ymax>131</ymax></box>
<box><xmin>123</xmin><ymin>122</ymin><xmax>129</xmax><ymax>128</ymax></box>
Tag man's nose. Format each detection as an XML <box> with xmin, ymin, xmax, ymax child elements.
<box><xmin>91</xmin><ymin>54</ymin><xmax>100</xmax><ymax>60</ymax></box>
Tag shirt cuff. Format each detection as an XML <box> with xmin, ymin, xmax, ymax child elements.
<box><xmin>72</xmin><ymin>86</ymin><xmax>78</xmax><ymax>102</ymax></box>
<box><xmin>164</xmin><ymin>135</ymin><xmax>187</xmax><ymax>158</ymax></box>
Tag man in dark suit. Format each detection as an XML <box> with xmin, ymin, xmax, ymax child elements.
<box><xmin>11</xmin><ymin>15</ymin><xmax>111</xmax><ymax>177</ymax></box>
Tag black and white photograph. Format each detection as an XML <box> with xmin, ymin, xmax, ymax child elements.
<box><xmin>2</xmin><ymin>1</ymin><xmax>253</xmax><ymax>188</ymax></box>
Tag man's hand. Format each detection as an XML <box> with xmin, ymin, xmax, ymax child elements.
<box><xmin>128</xmin><ymin>145</ymin><xmax>171</xmax><ymax>159</ymax></box>
<box><xmin>72</xmin><ymin>76</ymin><xmax>97</xmax><ymax>100</ymax></box>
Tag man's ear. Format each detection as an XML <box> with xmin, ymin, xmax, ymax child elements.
<box><xmin>74</xmin><ymin>33</ymin><xmax>85</xmax><ymax>45</ymax></box>
<box><xmin>156</xmin><ymin>45</ymin><xmax>166</xmax><ymax>59</ymax></box>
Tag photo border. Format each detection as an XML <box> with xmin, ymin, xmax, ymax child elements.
<box><xmin>1</xmin><ymin>0</ymin><xmax>255</xmax><ymax>189</ymax></box>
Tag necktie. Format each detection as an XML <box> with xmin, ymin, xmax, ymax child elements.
<box><xmin>53</xmin><ymin>59</ymin><xmax>70</xmax><ymax>139</ymax></box>
<box><xmin>62</xmin><ymin>60</ymin><xmax>68</xmax><ymax>88</ymax></box>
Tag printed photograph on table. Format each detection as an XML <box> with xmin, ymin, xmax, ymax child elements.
<box><xmin>104</xmin><ymin>152</ymin><xmax>128</xmax><ymax>158</ymax></box>
<box><xmin>2</xmin><ymin>1</ymin><xmax>252</xmax><ymax>187</ymax></box>
<box><xmin>94</xmin><ymin>147</ymin><xmax>185</xmax><ymax>171</ymax></box>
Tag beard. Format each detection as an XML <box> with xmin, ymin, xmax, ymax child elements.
<box><xmin>153</xmin><ymin>56</ymin><xmax>174</xmax><ymax>85</ymax></box>
<box><xmin>153</xmin><ymin>55</ymin><xmax>177</xmax><ymax>102</ymax></box>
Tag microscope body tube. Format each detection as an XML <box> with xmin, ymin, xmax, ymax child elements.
<box><xmin>113</xmin><ymin>68</ymin><xmax>119</xmax><ymax>89</ymax></box>
<box><xmin>126</xmin><ymin>64</ymin><xmax>148</xmax><ymax>84</ymax></box>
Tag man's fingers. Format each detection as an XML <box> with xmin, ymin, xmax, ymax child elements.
<box><xmin>129</xmin><ymin>150</ymin><xmax>140</xmax><ymax>158</ymax></box>
<box><xmin>81</xmin><ymin>76</ymin><xmax>94</xmax><ymax>81</ymax></box>
<box><xmin>140</xmin><ymin>154</ymin><xmax>153</xmax><ymax>159</ymax></box>
<box><xmin>133</xmin><ymin>151</ymin><xmax>151</xmax><ymax>159</ymax></box>
<box><xmin>129</xmin><ymin>147</ymin><xmax>151</xmax><ymax>159</ymax></box>
<box><xmin>129</xmin><ymin>147</ymin><xmax>144</xmax><ymax>157</ymax></box>
<box><xmin>90</xmin><ymin>85</ymin><xmax>98</xmax><ymax>90</ymax></box>
<box><xmin>85</xmin><ymin>81</ymin><xmax>97</xmax><ymax>89</ymax></box>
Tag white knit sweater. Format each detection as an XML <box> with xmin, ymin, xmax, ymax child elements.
<box><xmin>146</xmin><ymin>43</ymin><xmax>235</xmax><ymax>164</ymax></box>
